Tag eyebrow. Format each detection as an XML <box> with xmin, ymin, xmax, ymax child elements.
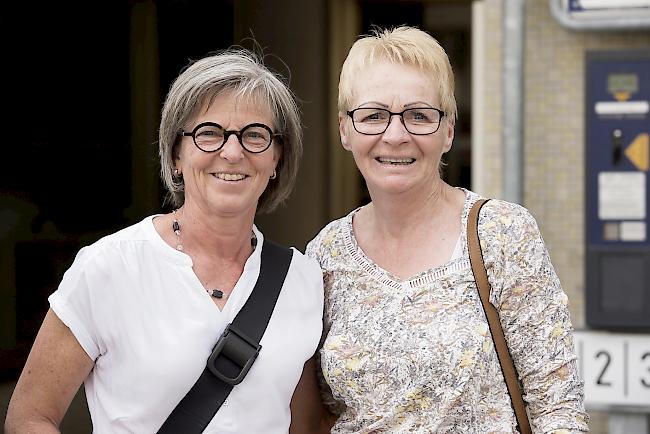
<box><xmin>357</xmin><ymin>101</ymin><xmax>434</xmax><ymax>109</ymax></box>
<box><xmin>358</xmin><ymin>101</ymin><xmax>389</xmax><ymax>108</ymax></box>
<box><xmin>405</xmin><ymin>101</ymin><xmax>434</xmax><ymax>108</ymax></box>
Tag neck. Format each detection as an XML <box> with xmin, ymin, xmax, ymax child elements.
<box><xmin>174</xmin><ymin>201</ymin><xmax>256</xmax><ymax>261</ymax></box>
<box><xmin>365</xmin><ymin>180</ymin><xmax>454</xmax><ymax>238</ymax></box>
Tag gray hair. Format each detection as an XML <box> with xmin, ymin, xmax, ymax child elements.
<box><xmin>159</xmin><ymin>49</ymin><xmax>302</xmax><ymax>213</ymax></box>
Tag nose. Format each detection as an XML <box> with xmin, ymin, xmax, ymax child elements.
<box><xmin>382</xmin><ymin>114</ymin><xmax>409</xmax><ymax>144</ymax></box>
<box><xmin>219</xmin><ymin>134</ymin><xmax>244</xmax><ymax>161</ymax></box>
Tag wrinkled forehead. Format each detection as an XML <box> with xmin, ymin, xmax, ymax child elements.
<box><xmin>193</xmin><ymin>87</ymin><xmax>277</xmax><ymax>126</ymax></box>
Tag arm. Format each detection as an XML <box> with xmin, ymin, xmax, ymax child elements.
<box><xmin>289</xmin><ymin>357</ymin><xmax>335</xmax><ymax>434</ymax></box>
<box><xmin>4</xmin><ymin>309</ymin><xmax>94</xmax><ymax>434</ymax></box>
<box><xmin>483</xmin><ymin>203</ymin><xmax>589</xmax><ymax>433</ymax></box>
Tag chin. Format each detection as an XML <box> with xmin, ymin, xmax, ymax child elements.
<box><xmin>206</xmin><ymin>198</ymin><xmax>256</xmax><ymax>216</ymax></box>
<box><xmin>369</xmin><ymin>181</ymin><xmax>416</xmax><ymax>196</ymax></box>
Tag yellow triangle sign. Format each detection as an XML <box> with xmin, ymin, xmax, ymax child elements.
<box><xmin>625</xmin><ymin>133</ymin><xmax>649</xmax><ymax>171</ymax></box>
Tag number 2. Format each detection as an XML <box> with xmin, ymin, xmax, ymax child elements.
<box><xmin>596</xmin><ymin>350</ymin><xmax>612</xmax><ymax>386</ymax></box>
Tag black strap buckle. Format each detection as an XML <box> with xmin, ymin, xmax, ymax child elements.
<box><xmin>207</xmin><ymin>324</ymin><xmax>262</xmax><ymax>385</ymax></box>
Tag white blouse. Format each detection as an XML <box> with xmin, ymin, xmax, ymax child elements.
<box><xmin>50</xmin><ymin>216</ymin><xmax>324</xmax><ymax>433</ymax></box>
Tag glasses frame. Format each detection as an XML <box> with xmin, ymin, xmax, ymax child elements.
<box><xmin>179</xmin><ymin>122</ymin><xmax>281</xmax><ymax>154</ymax></box>
<box><xmin>346</xmin><ymin>107</ymin><xmax>446</xmax><ymax>136</ymax></box>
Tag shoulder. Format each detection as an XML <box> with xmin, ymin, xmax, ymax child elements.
<box><xmin>305</xmin><ymin>214</ymin><xmax>350</xmax><ymax>263</ymax></box>
<box><xmin>273</xmin><ymin>247</ymin><xmax>324</xmax><ymax>310</ymax></box>
<box><xmin>476</xmin><ymin>199</ymin><xmax>548</xmax><ymax>273</ymax></box>
<box><xmin>288</xmin><ymin>247</ymin><xmax>323</xmax><ymax>281</ymax></box>
<box><xmin>478</xmin><ymin>199</ymin><xmax>540</xmax><ymax>239</ymax></box>
<box><xmin>69</xmin><ymin>216</ymin><xmax>164</xmax><ymax>275</ymax></box>
<box><xmin>50</xmin><ymin>217</ymin><xmax>161</xmax><ymax>323</ymax></box>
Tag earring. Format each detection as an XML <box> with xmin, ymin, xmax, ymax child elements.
<box><xmin>173</xmin><ymin>168</ymin><xmax>181</xmax><ymax>178</ymax></box>
<box><xmin>270</xmin><ymin>169</ymin><xmax>277</xmax><ymax>180</ymax></box>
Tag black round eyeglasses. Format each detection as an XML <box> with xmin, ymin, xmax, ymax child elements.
<box><xmin>179</xmin><ymin>122</ymin><xmax>282</xmax><ymax>154</ymax></box>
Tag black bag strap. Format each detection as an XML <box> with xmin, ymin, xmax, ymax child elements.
<box><xmin>157</xmin><ymin>239</ymin><xmax>293</xmax><ymax>434</ymax></box>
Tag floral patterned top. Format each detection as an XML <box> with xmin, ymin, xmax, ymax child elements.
<box><xmin>306</xmin><ymin>190</ymin><xmax>588</xmax><ymax>434</ymax></box>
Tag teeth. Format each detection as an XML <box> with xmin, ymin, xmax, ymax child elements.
<box><xmin>216</xmin><ymin>173</ymin><xmax>246</xmax><ymax>181</ymax></box>
<box><xmin>377</xmin><ymin>157</ymin><xmax>415</xmax><ymax>164</ymax></box>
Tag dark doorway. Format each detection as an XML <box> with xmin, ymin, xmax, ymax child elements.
<box><xmin>0</xmin><ymin>0</ymin><xmax>235</xmax><ymax>375</ymax></box>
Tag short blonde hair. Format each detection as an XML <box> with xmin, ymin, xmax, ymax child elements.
<box><xmin>338</xmin><ymin>26</ymin><xmax>457</xmax><ymax>122</ymax></box>
<box><xmin>159</xmin><ymin>49</ymin><xmax>302</xmax><ymax>213</ymax></box>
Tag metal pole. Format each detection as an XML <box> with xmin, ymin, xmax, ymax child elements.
<box><xmin>502</xmin><ymin>0</ymin><xmax>525</xmax><ymax>204</ymax></box>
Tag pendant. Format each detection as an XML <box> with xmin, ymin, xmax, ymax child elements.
<box><xmin>210</xmin><ymin>289</ymin><xmax>224</xmax><ymax>299</ymax></box>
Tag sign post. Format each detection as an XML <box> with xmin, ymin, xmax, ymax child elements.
<box><xmin>585</xmin><ymin>50</ymin><xmax>650</xmax><ymax>329</ymax></box>
<box><xmin>585</xmin><ymin>49</ymin><xmax>650</xmax><ymax>432</ymax></box>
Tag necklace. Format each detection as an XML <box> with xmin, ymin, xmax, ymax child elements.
<box><xmin>172</xmin><ymin>209</ymin><xmax>257</xmax><ymax>299</ymax></box>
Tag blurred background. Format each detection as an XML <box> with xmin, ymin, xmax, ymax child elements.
<box><xmin>1</xmin><ymin>0</ymin><xmax>649</xmax><ymax>432</ymax></box>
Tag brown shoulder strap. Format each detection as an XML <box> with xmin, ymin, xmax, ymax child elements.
<box><xmin>467</xmin><ymin>199</ymin><xmax>532</xmax><ymax>434</ymax></box>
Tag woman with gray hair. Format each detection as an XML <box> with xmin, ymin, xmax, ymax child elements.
<box><xmin>5</xmin><ymin>49</ymin><xmax>326</xmax><ymax>433</ymax></box>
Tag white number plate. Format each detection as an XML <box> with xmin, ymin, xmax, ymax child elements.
<box><xmin>574</xmin><ymin>330</ymin><xmax>650</xmax><ymax>408</ymax></box>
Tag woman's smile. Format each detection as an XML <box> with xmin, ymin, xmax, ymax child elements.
<box><xmin>375</xmin><ymin>156</ymin><xmax>416</xmax><ymax>165</ymax></box>
<box><xmin>213</xmin><ymin>171</ymin><xmax>248</xmax><ymax>182</ymax></box>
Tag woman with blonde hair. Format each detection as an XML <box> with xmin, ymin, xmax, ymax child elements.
<box><xmin>307</xmin><ymin>26</ymin><xmax>588</xmax><ymax>433</ymax></box>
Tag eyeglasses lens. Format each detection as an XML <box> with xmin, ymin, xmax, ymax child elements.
<box><xmin>194</xmin><ymin>125</ymin><xmax>224</xmax><ymax>151</ymax></box>
<box><xmin>241</xmin><ymin>126</ymin><xmax>272</xmax><ymax>152</ymax></box>
<box><xmin>352</xmin><ymin>108</ymin><xmax>441</xmax><ymax>135</ymax></box>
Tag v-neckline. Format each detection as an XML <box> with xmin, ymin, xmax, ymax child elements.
<box><xmin>343</xmin><ymin>188</ymin><xmax>480</xmax><ymax>290</ymax></box>
<box><xmin>147</xmin><ymin>215</ymin><xmax>263</xmax><ymax>315</ymax></box>
<box><xmin>189</xmin><ymin>238</ymin><xmax>262</xmax><ymax>315</ymax></box>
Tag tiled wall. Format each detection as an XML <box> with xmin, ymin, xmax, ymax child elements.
<box><xmin>478</xmin><ymin>3</ymin><xmax>650</xmax><ymax>431</ymax></box>
<box><xmin>480</xmin><ymin>0</ymin><xmax>650</xmax><ymax>327</ymax></box>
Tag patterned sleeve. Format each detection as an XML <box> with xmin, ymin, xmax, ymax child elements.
<box><xmin>304</xmin><ymin>233</ymin><xmax>321</xmax><ymax>267</ymax></box>
<box><xmin>306</xmin><ymin>229</ymin><xmax>348</xmax><ymax>417</ymax></box>
<box><xmin>480</xmin><ymin>201</ymin><xmax>589</xmax><ymax>433</ymax></box>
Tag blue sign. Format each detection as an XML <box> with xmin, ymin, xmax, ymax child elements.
<box><xmin>585</xmin><ymin>50</ymin><xmax>650</xmax><ymax>330</ymax></box>
<box><xmin>586</xmin><ymin>51</ymin><xmax>650</xmax><ymax>247</ymax></box>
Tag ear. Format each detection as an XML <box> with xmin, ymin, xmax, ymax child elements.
<box><xmin>442</xmin><ymin>117</ymin><xmax>455</xmax><ymax>154</ymax></box>
<box><xmin>270</xmin><ymin>141</ymin><xmax>282</xmax><ymax>177</ymax></box>
<box><xmin>272</xmin><ymin>140</ymin><xmax>282</xmax><ymax>164</ymax></box>
<box><xmin>172</xmin><ymin>153</ymin><xmax>180</xmax><ymax>171</ymax></box>
<box><xmin>173</xmin><ymin>140</ymin><xmax>183</xmax><ymax>167</ymax></box>
<box><xmin>339</xmin><ymin>112</ymin><xmax>352</xmax><ymax>151</ymax></box>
